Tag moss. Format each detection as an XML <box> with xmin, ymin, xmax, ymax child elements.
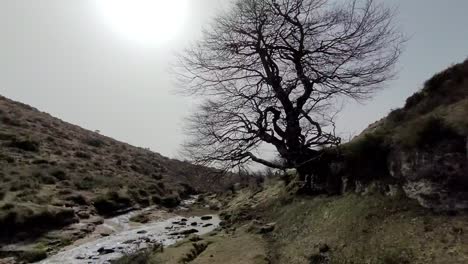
<box><xmin>18</xmin><ymin>249</ymin><xmax>48</xmax><ymax>263</ymax></box>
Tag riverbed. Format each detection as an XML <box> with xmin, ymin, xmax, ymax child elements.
<box><xmin>37</xmin><ymin>199</ymin><xmax>220</xmax><ymax>264</ymax></box>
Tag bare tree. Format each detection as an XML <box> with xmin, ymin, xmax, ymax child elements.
<box><xmin>177</xmin><ymin>0</ymin><xmax>404</xmax><ymax>173</ymax></box>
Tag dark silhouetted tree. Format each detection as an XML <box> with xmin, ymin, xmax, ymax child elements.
<box><xmin>177</xmin><ymin>0</ymin><xmax>404</xmax><ymax>176</ymax></box>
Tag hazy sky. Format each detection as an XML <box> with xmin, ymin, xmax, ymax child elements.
<box><xmin>1</xmin><ymin>0</ymin><xmax>468</xmax><ymax>159</ymax></box>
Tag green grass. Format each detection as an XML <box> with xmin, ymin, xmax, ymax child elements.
<box><xmin>258</xmin><ymin>186</ymin><xmax>468</xmax><ymax>264</ymax></box>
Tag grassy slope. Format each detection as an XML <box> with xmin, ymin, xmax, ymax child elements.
<box><xmin>0</xmin><ymin>95</ymin><xmax>237</xmax><ymax>245</ymax></box>
<box><xmin>117</xmin><ymin>181</ymin><xmax>467</xmax><ymax>264</ymax></box>
<box><xmin>228</xmin><ymin>182</ymin><xmax>467</xmax><ymax>264</ymax></box>
<box><xmin>355</xmin><ymin>59</ymin><xmax>468</xmax><ymax>145</ymax></box>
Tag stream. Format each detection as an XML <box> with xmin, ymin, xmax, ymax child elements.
<box><xmin>37</xmin><ymin>197</ymin><xmax>220</xmax><ymax>264</ymax></box>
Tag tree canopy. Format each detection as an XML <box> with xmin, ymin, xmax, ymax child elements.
<box><xmin>177</xmin><ymin>0</ymin><xmax>404</xmax><ymax>170</ymax></box>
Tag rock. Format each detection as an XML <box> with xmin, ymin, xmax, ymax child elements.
<box><xmin>388</xmin><ymin>141</ymin><xmax>468</xmax><ymax>211</ymax></box>
<box><xmin>318</xmin><ymin>243</ymin><xmax>330</xmax><ymax>253</ymax></box>
<box><xmin>76</xmin><ymin>210</ymin><xmax>90</xmax><ymax>219</ymax></box>
<box><xmin>191</xmin><ymin>222</ymin><xmax>198</xmax><ymax>226</ymax></box>
<box><xmin>179</xmin><ymin>229</ymin><xmax>199</xmax><ymax>235</ymax></box>
<box><xmin>188</xmin><ymin>235</ymin><xmax>202</xmax><ymax>242</ymax></box>
<box><xmin>248</xmin><ymin>221</ymin><xmax>276</xmax><ymax>234</ymax></box>
<box><xmin>202</xmin><ymin>223</ymin><xmax>213</xmax><ymax>228</ymax></box>
<box><xmin>201</xmin><ymin>215</ymin><xmax>213</xmax><ymax>220</ymax></box>
<box><xmin>181</xmin><ymin>218</ymin><xmax>188</xmax><ymax>222</ymax></box>
<box><xmin>259</xmin><ymin>222</ymin><xmax>276</xmax><ymax>234</ymax></box>
<box><xmin>97</xmin><ymin>247</ymin><xmax>115</xmax><ymax>255</ymax></box>
<box><xmin>137</xmin><ymin>230</ymin><xmax>147</xmax><ymax>234</ymax></box>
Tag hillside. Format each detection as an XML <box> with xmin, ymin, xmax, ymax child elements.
<box><xmin>339</xmin><ymin>59</ymin><xmax>468</xmax><ymax>211</ymax></box>
<box><xmin>112</xmin><ymin>60</ymin><xmax>468</xmax><ymax>264</ymax></box>
<box><xmin>0</xmin><ymin>95</ymin><xmax>239</xmax><ymax>250</ymax></box>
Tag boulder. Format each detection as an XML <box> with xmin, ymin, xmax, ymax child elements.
<box><xmin>388</xmin><ymin>140</ymin><xmax>468</xmax><ymax>211</ymax></box>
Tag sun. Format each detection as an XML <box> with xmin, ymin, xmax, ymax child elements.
<box><xmin>96</xmin><ymin>0</ymin><xmax>189</xmax><ymax>45</ymax></box>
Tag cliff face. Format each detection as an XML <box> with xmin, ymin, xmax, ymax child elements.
<box><xmin>333</xmin><ymin>60</ymin><xmax>468</xmax><ymax>212</ymax></box>
<box><xmin>389</xmin><ymin>138</ymin><xmax>468</xmax><ymax>211</ymax></box>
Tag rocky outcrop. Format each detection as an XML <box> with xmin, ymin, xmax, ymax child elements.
<box><xmin>388</xmin><ymin>138</ymin><xmax>468</xmax><ymax>211</ymax></box>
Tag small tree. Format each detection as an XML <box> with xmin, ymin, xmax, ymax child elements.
<box><xmin>177</xmin><ymin>0</ymin><xmax>404</xmax><ymax>175</ymax></box>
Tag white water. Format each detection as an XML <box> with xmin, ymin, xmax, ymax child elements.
<box><xmin>38</xmin><ymin>199</ymin><xmax>219</xmax><ymax>264</ymax></box>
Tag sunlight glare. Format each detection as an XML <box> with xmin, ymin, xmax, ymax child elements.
<box><xmin>96</xmin><ymin>0</ymin><xmax>189</xmax><ymax>45</ymax></box>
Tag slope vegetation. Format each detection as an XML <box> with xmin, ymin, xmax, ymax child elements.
<box><xmin>0</xmin><ymin>95</ymin><xmax>236</xmax><ymax>245</ymax></box>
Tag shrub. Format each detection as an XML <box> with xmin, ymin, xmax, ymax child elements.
<box><xmin>0</xmin><ymin>204</ymin><xmax>77</xmax><ymax>241</ymax></box>
<box><xmin>404</xmin><ymin>91</ymin><xmax>425</xmax><ymax>109</ymax></box>
<box><xmin>399</xmin><ymin>116</ymin><xmax>464</xmax><ymax>150</ymax></box>
<box><xmin>343</xmin><ymin>131</ymin><xmax>391</xmax><ymax>182</ymax></box>
<box><xmin>93</xmin><ymin>191</ymin><xmax>134</xmax><ymax>216</ymax></box>
<box><xmin>33</xmin><ymin>171</ymin><xmax>57</xmax><ymax>185</ymax></box>
<box><xmin>8</xmin><ymin>139</ymin><xmax>40</xmax><ymax>152</ymax></box>
<box><xmin>51</xmin><ymin>169</ymin><xmax>68</xmax><ymax>180</ymax></box>
<box><xmin>387</xmin><ymin>108</ymin><xmax>407</xmax><ymax>124</ymax></box>
<box><xmin>113</xmin><ymin>249</ymin><xmax>155</xmax><ymax>264</ymax></box>
<box><xmin>74</xmin><ymin>176</ymin><xmax>96</xmax><ymax>190</ymax></box>
<box><xmin>0</xmin><ymin>154</ymin><xmax>15</xmax><ymax>163</ymax></box>
<box><xmin>160</xmin><ymin>195</ymin><xmax>181</xmax><ymax>208</ymax></box>
<box><xmin>84</xmin><ymin>137</ymin><xmax>106</xmax><ymax>148</ymax></box>
<box><xmin>74</xmin><ymin>151</ymin><xmax>91</xmax><ymax>159</ymax></box>
<box><xmin>0</xmin><ymin>132</ymin><xmax>16</xmax><ymax>141</ymax></box>
<box><xmin>17</xmin><ymin>249</ymin><xmax>48</xmax><ymax>263</ymax></box>
<box><xmin>424</xmin><ymin>60</ymin><xmax>468</xmax><ymax>92</ymax></box>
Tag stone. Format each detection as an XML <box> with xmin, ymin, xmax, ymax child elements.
<box><xmin>97</xmin><ymin>247</ymin><xmax>115</xmax><ymax>255</ymax></box>
<box><xmin>202</xmin><ymin>223</ymin><xmax>213</xmax><ymax>228</ymax></box>
<box><xmin>258</xmin><ymin>223</ymin><xmax>275</xmax><ymax>234</ymax></box>
<box><xmin>318</xmin><ymin>243</ymin><xmax>330</xmax><ymax>253</ymax></box>
<box><xmin>137</xmin><ymin>230</ymin><xmax>147</xmax><ymax>234</ymax></box>
<box><xmin>388</xmin><ymin>143</ymin><xmax>468</xmax><ymax>211</ymax></box>
<box><xmin>201</xmin><ymin>215</ymin><xmax>213</xmax><ymax>220</ymax></box>
<box><xmin>191</xmin><ymin>222</ymin><xmax>198</xmax><ymax>226</ymax></box>
<box><xmin>179</xmin><ymin>229</ymin><xmax>199</xmax><ymax>235</ymax></box>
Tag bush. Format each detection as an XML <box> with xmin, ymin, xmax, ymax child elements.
<box><xmin>93</xmin><ymin>191</ymin><xmax>134</xmax><ymax>216</ymax></box>
<box><xmin>0</xmin><ymin>132</ymin><xmax>16</xmax><ymax>141</ymax></box>
<box><xmin>74</xmin><ymin>151</ymin><xmax>91</xmax><ymax>159</ymax></box>
<box><xmin>113</xmin><ymin>249</ymin><xmax>156</xmax><ymax>264</ymax></box>
<box><xmin>84</xmin><ymin>137</ymin><xmax>106</xmax><ymax>148</ymax></box>
<box><xmin>8</xmin><ymin>139</ymin><xmax>40</xmax><ymax>152</ymax></box>
<box><xmin>343</xmin><ymin>131</ymin><xmax>391</xmax><ymax>182</ymax></box>
<box><xmin>17</xmin><ymin>249</ymin><xmax>48</xmax><ymax>263</ymax></box>
<box><xmin>399</xmin><ymin>116</ymin><xmax>463</xmax><ymax>149</ymax></box>
<box><xmin>387</xmin><ymin>108</ymin><xmax>407</xmax><ymax>124</ymax></box>
<box><xmin>74</xmin><ymin>176</ymin><xmax>96</xmax><ymax>190</ymax></box>
<box><xmin>0</xmin><ymin>204</ymin><xmax>77</xmax><ymax>241</ymax></box>
<box><xmin>160</xmin><ymin>195</ymin><xmax>181</xmax><ymax>208</ymax></box>
<box><xmin>51</xmin><ymin>169</ymin><xmax>68</xmax><ymax>180</ymax></box>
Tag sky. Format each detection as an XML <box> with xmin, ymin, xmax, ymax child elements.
<box><xmin>1</xmin><ymin>0</ymin><xmax>468</xmax><ymax>160</ymax></box>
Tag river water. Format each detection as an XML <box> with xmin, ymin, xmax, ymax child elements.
<box><xmin>37</xmin><ymin>198</ymin><xmax>220</xmax><ymax>264</ymax></box>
